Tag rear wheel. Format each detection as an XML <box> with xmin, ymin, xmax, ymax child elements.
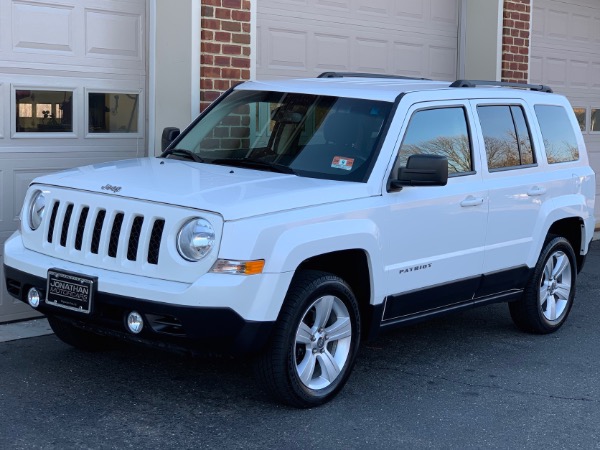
<box><xmin>255</xmin><ymin>270</ymin><xmax>361</xmax><ymax>408</ymax></box>
<box><xmin>47</xmin><ymin>316</ymin><xmax>117</xmax><ymax>351</ymax></box>
<box><xmin>509</xmin><ymin>236</ymin><xmax>577</xmax><ymax>334</ymax></box>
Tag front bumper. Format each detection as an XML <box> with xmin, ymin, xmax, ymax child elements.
<box><xmin>4</xmin><ymin>264</ymin><xmax>274</xmax><ymax>354</ymax></box>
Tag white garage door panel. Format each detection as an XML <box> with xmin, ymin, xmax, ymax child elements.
<box><xmin>532</xmin><ymin>0</ymin><xmax>600</xmax><ymax>224</ymax></box>
<box><xmin>257</xmin><ymin>0</ymin><xmax>459</xmax><ymax>80</ymax></box>
<box><xmin>0</xmin><ymin>0</ymin><xmax>147</xmax><ymax>322</ymax></box>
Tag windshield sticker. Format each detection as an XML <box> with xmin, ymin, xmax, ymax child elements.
<box><xmin>331</xmin><ymin>156</ymin><xmax>354</xmax><ymax>171</ymax></box>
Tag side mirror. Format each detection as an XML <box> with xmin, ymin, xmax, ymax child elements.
<box><xmin>161</xmin><ymin>127</ymin><xmax>180</xmax><ymax>151</ymax></box>
<box><xmin>391</xmin><ymin>154</ymin><xmax>448</xmax><ymax>190</ymax></box>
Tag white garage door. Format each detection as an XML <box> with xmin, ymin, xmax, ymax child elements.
<box><xmin>0</xmin><ymin>0</ymin><xmax>147</xmax><ymax>322</ymax></box>
<box><xmin>531</xmin><ymin>0</ymin><xmax>600</xmax><ymax>224</ymax></box>
<box><xmin>256</xmin><ymin>0</ymin><xmax>459</xmax><ymax>81</ymax></box>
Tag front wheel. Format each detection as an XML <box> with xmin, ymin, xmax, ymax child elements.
<box><xmin>255</xmin><ymin>270</ymin><xmax>361</xmax><ymax>408</ymax></box>
<box><xmin>509</xmin><ymin>236</ymin><xmax>577</xmax><ymax>334</ymax></box>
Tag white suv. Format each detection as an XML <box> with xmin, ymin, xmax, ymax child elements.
<box><xmin>4</xmin><ymin>74</ymin><xmax>596</xmax><ymax>407</ymax></box>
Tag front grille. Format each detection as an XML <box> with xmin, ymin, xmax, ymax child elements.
<box><xmin>45</xmin><ymin>201</ymin><xmax>165</xmax><ymax>264</ymax></box>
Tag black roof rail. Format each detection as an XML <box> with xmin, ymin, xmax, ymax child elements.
<box><xmin>450</xmin><ymin>79</ymin><xmax>553</xmax><ymax>93</ymax></box>
<box><xmin>318</xmin><ymin>72</ymin><xmax>431</xmax><ymax>81</ymax></box>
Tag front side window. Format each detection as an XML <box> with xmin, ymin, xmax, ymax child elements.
<box><xmin>172</xmin><ymin>90</ymin><xmax>393</xmax><ymax>182</ymax></box>
<box><xmin>396</xmin><ymin>107</ymin><xmax>472</xmax><ymax>175</ymax></box>
<box><xmin>15</xmin><ymin>90</ymin><xmax>73</xmax><ymax>133</ymax></box>
<box><xmin>535</xmin><ymin>105</ymin><xmax>579</xmax><ymax>163</ymax></box>
<box><xmin>477</xmin><ymin>105</ymin><xmax>535</xmax><ymax>170</ymax></box>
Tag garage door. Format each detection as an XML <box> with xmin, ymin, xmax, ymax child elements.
<box><xmin>531</xmin><ymin>0</ymin><xmax>600</xmax><ymax>224</ymax></box>
<box><xmin>0</xmin><ymin>0</ymin><xmax>147</xmax><ymax>322</ymax></box>
<box><xmin>256</xmin><ymin>0</ymin><xmax>459</xmax><ymax>81</ymax></box>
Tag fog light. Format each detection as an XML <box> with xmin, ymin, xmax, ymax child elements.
<box><xmin>27</xmin><ymin>288</ymin><xmax>41</xmax><ymax>308</ymax></box>
<box><xmin>127</xmin><ymin>311</ymin><xmax>144</xmax><ymax>334</ymax></box>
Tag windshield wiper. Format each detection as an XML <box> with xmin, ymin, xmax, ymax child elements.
<box><xmin>162</xmin><ymin>149</ymin><xmax>205</xmax><ymax>163</ymax></box>
<box><xmin>211</xmin><ymin>158</ymin><xmax>296</xmax><ymax>174</ymax></box>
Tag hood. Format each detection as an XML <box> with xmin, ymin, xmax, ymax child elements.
<box><xmin>32</xmin><ymin>158</ymin><xmax>375</xmax><ymax>220</ymax></box>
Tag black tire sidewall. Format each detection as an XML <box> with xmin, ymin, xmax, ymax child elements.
<box><xmin>531</xmin><ymin>237</ymin><xmax>577</xmax><ymax>332</ymax></box>
<box><xmin>283</xmin><ymin>272</ymin><xmax>361</xmax><ymax>406</ymax></box>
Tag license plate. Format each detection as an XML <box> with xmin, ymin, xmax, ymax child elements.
<box><xmin>46</xmin><ymin>269</ymin><xmax>96</xmax><ymax>314</ymax></box>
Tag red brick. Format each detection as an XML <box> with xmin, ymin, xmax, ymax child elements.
<box><xmin>222</xmin><ymin>68</ymin><xmax>241</xmax><ymax>79</ymax></box>
<box><xmin>215</xmin><ymin>7</ymin><xmax>231</xmax><ymax>19</ymax></box>
<box><xmin>203</xmin><ymin>66</ymin><xmax>221</xmax><ymax>78</ymax></box>
<box><xmin>514</xmin><ymin>37</ymin><xmax>524</xmax><ymax>46</ymax></box>
<box><xmin>232</xmin><ymin>10</ymin><xmax>251</xmax><ymax>22</ymax></box>
<box><xmin>241</xmin><ymin>69</ymin><xmax>250</xmax><ymax>80</ymax></box>
<box><xmin>221</xmin><ymin>20</ymin><xmax>241</xmax><ymax>32</ymax></box>
<box><xmin>519</xmin><ymin>13</ymin><xmax>529</xmax><ymax>21</ymax></box>
<box><xmin>202</xmin><ymin>18</ymin><xmax>220</xmax><ymax>30</ymax></box>
<box><xmin>222</xmin><ymin>116</ymin><xmax>241</xmax><ymax>126</ymax></box>
<box><xmin>215</xmin><ymin>31</ymin><xmax>232</xmax><ymax>42</ymax></box>
<box><xmin>203</xmin><ymin>0</ymin><xmax>221</xmax><ymax>6</ymax></box>
<box><xmin>214</xmin><ymin>55</ymin><xmax>231</xmax><ymax>66</ymax></box>
<box><xmin>503</xmin><ymin>36</ymin><xmax>513</xmax><ymax>45</ymax></box>
<box><xmin>504</xmin><ymin>19</ymin><xmax>514</xmax><ymax>27</ymax></box>
<box><xmin>223</xmin><ymin>0</ymin><xmax>241</xmax><ymax>8</ymax></box>
<box><xmin>242</xmin><ymin>46</ymin><xmax>251</xmax><ymax>56</ymax></box>
<box><xmin>242</xmin><ymin>22</ymin><xmax>250</xmax><ymax>33</ymax></box>
<box><xmin>201</xmin><ymin>78</ymin><xmax>213</xmax><ymax>90</ymax></box>
<box><xmin>511</xmin><ymin>28</ymin><xmax>519</xmax><ymax>37</ymax></box>
<box><xmin>214</xmin><ymin>79</ymin><xmax>231</xmax><ymax>90</ymax></box>
<box><xmin>519</xmin><ymin>29</ymin><xmax>529</xmax><ymax>38</ymax></box>
<box><xmin>200</xmin><ymin>101</ymin><xmax>212</xmax><ymax>112</ymax></box>
<box><xmin>518</xmin><ymin>46</ymin><xmax>529</xmax><ymax>55</ymax></box>
<box><xmin>518</xmin><ymin>63</ymin><xmax>528</xmax><ymax>71</ymax></box>
<box><xmin>201</xmin><ymin>30</ymin><xmax>214</xmax><ymax>41</ymax></box>
<box><xmin>201</xmin><ymin>6</ymin><xmax>214</xmax><ymax>17</ymax></box>
<box><xmin>222</xmin><ymin>44</ymin><xmax>242</xmax><ymax>55</ymax></box>
<box><xmin>242</xmin><ymin>0</ymin><xmax>251</xmax><ymax>11</ymax></box>
<box><xmin>201</xmin><ymin>42</ymin><xmax>221</xmax><ymax>54</ymax></box>
<box><xmin>203</xmin><ymin>90</ymin><xmax>221</xmax><ymax>102</ymax></box>
<box><xmin>201</xmin><ymin>54</ymin><xmax>214</xmax><ymax>65</ymax></box>
<box><xmin>232</xmin><ymin>33</ymin><xmax>251</xmax><ymax>45</ymax></box>
<box><xmin>504</xmin><ymin>53</ymin><xmax>514</xmax><ymax>62</ymax></box>
<box><xmin>231</xmin><ymin>57</ymin><xmax>250</xmax><ymax>68</ymax></box>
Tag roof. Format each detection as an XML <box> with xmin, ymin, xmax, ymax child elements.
<box><xmin>235</xmin><ymin>76</ymin><xmax>558</xmax><ymax>103</ymax></box>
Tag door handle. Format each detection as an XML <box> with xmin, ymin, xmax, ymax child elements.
<box><xmin>527</xmin><ymin>186</ymin><xmax>547</xmax><ymax>196</ymax></box>
<box><xmin>460</xmin><ymin>196</ymin><xmax>484</xmax><ymax>207</ymax></box>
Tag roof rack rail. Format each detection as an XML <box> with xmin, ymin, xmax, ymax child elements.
<box><xmin>318</xmin><ymin>72</ymin><xmax>431</xmax><ymax>81</ymax></box>
<box><xmin>449</xmin><ymin>79</ymin><xmax>553</xmax><ymax>93</ymax></box>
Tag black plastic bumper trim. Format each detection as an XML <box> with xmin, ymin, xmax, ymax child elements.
<box><xmin>4</xmin><ymin>264</ymin><xmax>274</xmax><ymax>355</ymax></box>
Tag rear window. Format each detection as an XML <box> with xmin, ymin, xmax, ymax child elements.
<box><xmin>534</xmin><ymin>105</ymin><xmax>579</xmax><ymax>164</ymax></box>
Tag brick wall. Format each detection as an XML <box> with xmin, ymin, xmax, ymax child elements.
<box><xmin>501</xmin><ymin>0</ymin><xmax>531</xmax><ymax>83</ymax></box>
<box><xmin>200</xmin><ymin>0</ymin><xmax>251</xmax><ymax>111</ymax></box>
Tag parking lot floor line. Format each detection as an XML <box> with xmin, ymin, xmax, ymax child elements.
<box><xmin>0</xmin><ymin>318</ymin><xmax>52</xmax><ymax>343</ymax></box>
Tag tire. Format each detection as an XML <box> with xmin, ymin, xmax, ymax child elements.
<box><xmin>255</xmin><ymin>270</ymin><xmax>361</xmax><ymax>408</ymax></box>
<box><xmin>509</xmin><ymin>236</ymin><xmax>577</xmax><ymax>334</ymax></box>
<box><xmin>47</xmin><ymin>316</ymin><xmax>117</xmax><ymax>351</ymax></box>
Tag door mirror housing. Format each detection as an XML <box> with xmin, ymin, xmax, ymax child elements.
<box><xmin>391</xmin><ymin>154</ymin><xmax>448</xmax><ymax>190</ymax></box>
<box><xmin>161</xmin><ymin>127</ymin><xmax>181</xmax><ymax>151</ymax></box>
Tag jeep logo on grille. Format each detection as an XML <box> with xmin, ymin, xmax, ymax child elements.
<box><xmin>101</xmin><ymin>184</ymin><xmax>122</xmax><ymax>193</ymax></box>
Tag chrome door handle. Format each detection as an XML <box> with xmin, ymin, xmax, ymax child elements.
<box><xmin>460</xmin><ymin>196</ymin><xmax>484</xmax><ymax>207</ymax></box>
<box><xmin>527</xmin><ymin>186</ymin><xmax>547</xmax><ymax>196</ymax></box>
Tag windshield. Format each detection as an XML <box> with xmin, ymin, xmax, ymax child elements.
<box><xmin>170</xmin><ymin>90</ymin><xmax>393</xmax><ymax>182</ymax></box>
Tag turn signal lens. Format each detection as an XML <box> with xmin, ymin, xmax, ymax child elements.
<box><xmin>210</xmin><ymin>259</ymin><xmax>265</xmax><ymax>275</ymax></box>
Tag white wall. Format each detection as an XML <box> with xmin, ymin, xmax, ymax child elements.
<box><xmin>463</xmin><ymin>0</ymin><xmax>503</xmax><ymax>80</ymax></box>
<box><xmin>151</xmin><ymin>0</ymin><xmax>200</xmax><ymax>155</ymax></box>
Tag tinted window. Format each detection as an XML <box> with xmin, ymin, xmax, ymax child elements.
<box><xmin>477</xmin><ymin>105</ymin><xmax>535</xmax><ymax>170</ymax></box>
<box><xmin>535</xmin><ymin>105</ymin><xmax>579</xmax><ymax>163</ymax></box>
<box><xmin>16</xmin><ymin>90</ymin><xmax>73</xmax><ymax>133</ymax></box>
<box><xmin>398</xmin><ymin>107</ymin><xmax>472</xmax><ymax>174</ymax></box>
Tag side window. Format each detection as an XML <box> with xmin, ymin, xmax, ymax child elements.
<box><xmin>397</xmin><ymin>107</ymin><xmax>472</xmax><ymax>175</ymax></box>
<box><xmin>477</xmin><ymin>105</ymin><xmax>535</xmax><ymax>170</ymax></box>
<box><xmin>534</xmin><ymin>105</ymin><xmax>579</xmax><ymax>163</ymax></box>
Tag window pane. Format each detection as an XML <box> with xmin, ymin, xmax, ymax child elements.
<box><xmin>398</xmin><ymin>107</ymin><xmax>472</xmax><ymax>174</ymax></box>
<box><xmin>89</xmin><ymin>93</ymin><xmax>139</xmax><ymax>133</ymax></box>
<box><xmin>573</xmin><ymin>107</ymin><xmax>586</xmax><ymax>132</ymax></box>
<box><xmin>15</xmin><ymin>90</ymin><xmax>73</xmax><ymax>133</ymax></box>
<box><xmin>511</xmin><ymin>106</ymin><xmax>535</xmax><ymax>165</ymax></box>
<box><xmin>478</xmin><ymin>106</ymin><xmax>520</xmax><ymax>169</ymax></box>
<box><xmin>592</xmin><ymin>108</ymin><xmax>600</xmax><ymax>132</ymax></box>
<box><xmin>534</xmin><ymin>105</ymin><xmax>579</xmax><ymax>163</ymax></box>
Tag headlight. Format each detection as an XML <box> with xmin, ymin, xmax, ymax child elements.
<box><xmin>176</xmin><ymin>218</ymin><xmax>215</xmax><ymax>261</ymax></box>
<box><xmin>28</xmin><ymin>190</ymin><xmax>46</xmax><ymax>230</ymax></box>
